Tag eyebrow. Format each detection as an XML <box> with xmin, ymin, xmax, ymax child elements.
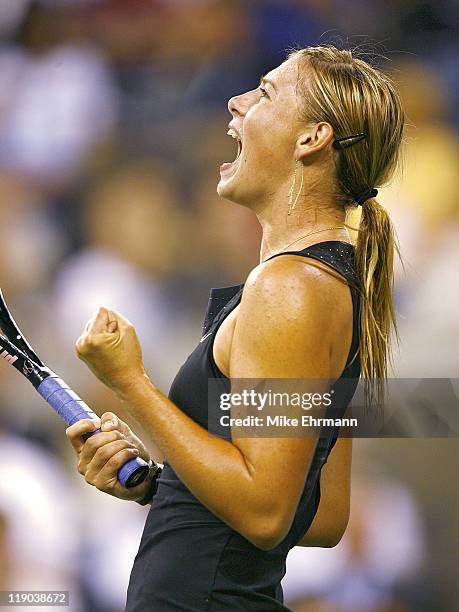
<box><xmin>259</xmin><ymin>75</ymin><xmax>277</xmax><ymax>92</ymax></box>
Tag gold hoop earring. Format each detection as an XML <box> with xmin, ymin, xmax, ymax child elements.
<box><xmin>287</xmin><ymin>159</ymin><xmax>304</xmax><ymax>216</ymax></box>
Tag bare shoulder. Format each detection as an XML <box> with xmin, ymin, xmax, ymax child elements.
<box><xmin>241</xmin><ymin>253</ymin><xmax>351</xmax><ymax>318</ymax></box>
<box><xmin>230</xmin><ymin>254</ymin><xmax>353</xmax><ymax>379</ymax></box>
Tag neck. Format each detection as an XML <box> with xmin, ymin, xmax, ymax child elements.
<box><xmin>256</xmin><ymin>193</ymin><xmax>348</xmax><ymax>263</ymax></box>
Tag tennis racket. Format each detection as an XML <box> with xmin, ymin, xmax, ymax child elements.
<box><xmin>0</xmin><ymin>288</ymin><xmax>150</xmax><ymax>488</ymax></box>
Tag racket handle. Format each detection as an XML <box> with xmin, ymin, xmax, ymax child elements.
<box><xmin>37</xmin><ymin>374</ymin><xmax>150</xmax><ymax>488</ymax></box>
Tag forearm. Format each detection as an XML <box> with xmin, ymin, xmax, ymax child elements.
<box><xmin>116</xmin><ymin>373</ymin><xmax>270</xmax><ymax>536</ymax></box>
<box><xmin>297</xmin><ymin>437</ymin><xmax>352</xmax><ymax>548</ymax></box>
<box><xmin>297</xmin><ymin>498</ymin><xmax>348</xmax><ymax>547</ymax></box>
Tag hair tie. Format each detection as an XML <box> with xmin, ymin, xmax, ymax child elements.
<box><xmin>355</xmin><ymin>188</ymin><xmax>378</xmax><ymax>205</ymax></box>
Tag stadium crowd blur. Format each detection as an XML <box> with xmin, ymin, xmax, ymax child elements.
<box><xmin>0</xmin><ymin>1</ymin><xmax>457</xmax><ymax>611</ymax></box>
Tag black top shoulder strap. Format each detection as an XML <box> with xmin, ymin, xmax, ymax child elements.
<box><xmin>265</xmin><ymin>240</ymin><xmax>359</xmax><ymax>288</ymax></box>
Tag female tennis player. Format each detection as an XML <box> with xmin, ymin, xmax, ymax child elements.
<box><xmin>66</xmin><ymin>46</ymin><xmax>404</xmax><ymax>611</ymax></box>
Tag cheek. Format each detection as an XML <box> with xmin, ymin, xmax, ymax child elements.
<box><xmin>244</xmin><ymin>110</ymin><xmax>282</xmax><ymax>166</ymax></box>
<box><xmin>247</xmin><ymin>101</ymin><xmax>294</xmax><ymax>160</ymax></box>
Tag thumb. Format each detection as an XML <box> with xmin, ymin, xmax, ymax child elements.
<box><xmin>100</xmin><ymin>412</ymin><xmax>131</xmax><ymax>437</ymax></box>
<box><xmin>100</xmin><ymin>412</ymin><xmax>119</xmax><ymax>431</ymax></box>
<box><xmin>107</xmin><ymin>309</ymin><xmax>122</xmax><ymax>334</ymax></box>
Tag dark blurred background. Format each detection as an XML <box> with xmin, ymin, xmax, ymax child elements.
<box><xmin>0</xmin><ymin>1</ymin><xmax>457</xmax><ymax>610</ymax></box>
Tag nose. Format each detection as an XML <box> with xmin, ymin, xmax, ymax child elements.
<box><xmin>228</xmin><ymin>86</ymin><xmax>259</xmax><ymax>119</ymax></box>
<box><xmin>228</xmin><ymin>94</ymin><xmax>244</xmax><ymax>118</ymax></box>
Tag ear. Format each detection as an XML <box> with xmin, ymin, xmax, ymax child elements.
<box><xmin>295</xmin><ymin>122</ymin><xmax>334</xmax><ymax>161</ymax></box>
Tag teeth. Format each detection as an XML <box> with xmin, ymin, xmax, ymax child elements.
<box><xmin>227</xmin><ymin>128</ymin><xmax>239</xmax><ymax>140</ymax></box>
<box><xmin>227</xmin><ymin>129</ymin><xmax>242</xmax><ymax>162</ymax></box>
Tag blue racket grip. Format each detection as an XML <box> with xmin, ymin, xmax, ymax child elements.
<box><xmin>37</xmin><ymin>374</ymin><xmax>150</xmax><ymax>488</ymax></box>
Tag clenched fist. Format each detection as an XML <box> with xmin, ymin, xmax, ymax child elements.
<box><xmin>76</xmin><ymin>306</ymin><xmax>146</xmax><ymax>393</ymax></box>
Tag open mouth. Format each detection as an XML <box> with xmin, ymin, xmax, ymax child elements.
<box><xmin>220</xmin><ymin>128</ymin><xmax>242</xmax><ymax>175</ymax></box>
<box><xmin>228</xmin><ymin>128</ymin><xmax>242</xmax><ymax>161</ymax></box>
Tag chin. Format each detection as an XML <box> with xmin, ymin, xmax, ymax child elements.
<box><xmin>217</xmin><ymin>173</ymin><xmax>240</xmax><ymax>203</ymax></box>
<box><xmin>217</xmin><ymin>178</ymin><xmax>233</xmax><ymax>200</ymax></box>
<box><xmin>217</xmin><ymin>170</ymin><xmax>254</xmax><ymax>209</ymax></box>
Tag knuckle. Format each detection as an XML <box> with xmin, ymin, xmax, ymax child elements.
<box><xmin>76</xmin><ymin>343</ymin><xmax>87</xmax><ymax>358</ymax></box>
<box><xmin>103</xmin><ymin>429</ymin><xmax>123</xmax><ymax>441</ymax></box>
<box><xmin>79</xmin><ymin>334</ymin><xmax>98</xmax><ymax>352</ymax></box>
<box><xmin>96</xmin><ymin>438</ymin><xmax>126</xmax><ymax>461</ymax></box>
<box><xmin>102</xmin><ymin>440</ymin><xmax>124</xmax><ymax>460</ymax></box>
<box><xmin>84</xmin><ymin>473</ymin><xmax>94</xmax><ymax>485</ymax></box>
<box><xmin>76</xmin><ymin>334</ymin><xmax>86</xmax><ymax>348</ymax></box>
<box><xmin>83</xmin><ymin>431</ymin><xmax>118</xmax><ymax>454</ymax></box>
<box><xmin>107</xmin><ymin>454</ymin><xmax>123</xmax><ymax>469</ymax></box>
<box><xmin>95</xmin><ymin>446</ymin><xmax>110</xmax><ymax>462</ymax></box>
<box><xmin>84</xmin><ymin>336</ymin><xmax>95</xmax><ymax>350</ymax></box>
<box><xmin>92</xmin><ymin>479</ymin><xmax>107</xmax><ymax>492</ymax></box>
<box><xmin>81</xmin><ymin>418</ymin><xmax>95</xmax><ymax>429</ymax></box>
<box><xmin>85</xmin><ymin>437</ymin><xmax>104</xmax><ymax>455</ymax></box>
<box><xmin>84</xmin><ymin>436</ymin><xmax>98</xmax><ymax>452</ymax></box>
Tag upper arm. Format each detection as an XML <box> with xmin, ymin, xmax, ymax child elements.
<box><xmin>230</xmin><ymin>256</ymin><xmax>345</xmax><ymax>379</ymax></box>
<box><xmin>228</xmin><ymin>256</ymin><xmax>351</xmax><ymax>547</ymax></box>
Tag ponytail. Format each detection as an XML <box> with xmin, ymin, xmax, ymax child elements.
<box><xmin>355</xmin><ymin>198</ymin><xmax>400</xmax><ymax>405</ymax></box>
<box><xmin>290</xmin><ymin>45</ymin><xmax>405</xmax><ymax>405</ymax></box>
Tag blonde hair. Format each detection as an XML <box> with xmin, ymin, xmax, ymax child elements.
<box><xmin>289</xmin><ymin>45</ymin><xmax>405</xmax><ymax>404</ymax></box>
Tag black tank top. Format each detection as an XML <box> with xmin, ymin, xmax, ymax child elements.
<box><xmin>126</xmin><ymin>241</ymin><xmax>361</xmax><ymax>612</ymax></box>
